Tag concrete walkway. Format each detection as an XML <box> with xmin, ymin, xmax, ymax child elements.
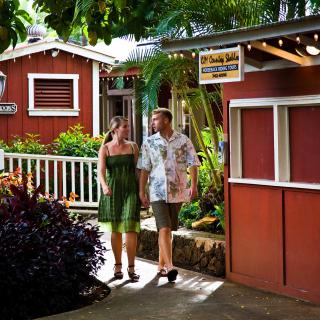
<box><xmin>39</xmin><ymin>232</ymin><xmax>320</xmax><ymax>320</ymax></box>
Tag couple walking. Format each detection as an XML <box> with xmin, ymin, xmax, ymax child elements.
<box><xmin>98</xmin><ymin>108</ymin><xmax>200</xmax><ymax>283</ymax></box>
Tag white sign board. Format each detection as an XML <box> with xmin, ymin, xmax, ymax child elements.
<box><xmin>0</xmin><ymin>103</ymin><xmax>17</xmax><ymax>114</ymax></box>
<box><xmin>199</xmin><ymin>46</ymin><xmax>244</xmax><ymax>84</ymax></box>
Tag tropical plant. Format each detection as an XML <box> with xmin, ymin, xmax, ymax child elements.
<box><xmin>179</xmin><ymin>200</ymin><xmax>203</xmax><ymax>229</ymax></box>
<box><xmin>52</xmin><ymin>124</ymin><xmax>103</xmax><ymax>157</ymax></box>
<box><xmin>0</xmin><ymin>171</ymin><xmax>106</xmax><ymax>319</ymax></box>
<box><xmin>0</xmin><ymin>0</ymin><xmax>32</xmax><ymax>53</ymax></box>
<box><xmin>213</xmin><ymin>201</ymin><xmax>225</xmax><ymax>232</ymax></box>
<box><xmin>7</xmin><ymin>133</ymin><xmax>49</xmax><ymax>154</ymax></box>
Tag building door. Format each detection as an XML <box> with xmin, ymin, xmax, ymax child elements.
<box><xmin>106</xmin><ymin>95</ymin><xmax>134</xmax><ymax>140</ymax></box>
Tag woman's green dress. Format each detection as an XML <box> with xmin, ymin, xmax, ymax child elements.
<box><xmin>98</xmin><ymin>153</ymin><xmax>140</xmax><ymax>233</ymax></box>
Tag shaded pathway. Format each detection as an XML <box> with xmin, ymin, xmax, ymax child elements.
<box><xmin>39</xmin><ymin>232</ymin><xmax>320</xmax><ymax>320</ymax></box>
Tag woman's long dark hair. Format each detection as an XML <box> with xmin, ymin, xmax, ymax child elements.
<box><xmin>102</xmin><ymin>116</ymin><xmax>128</xmax><ymax>145</ymax></box>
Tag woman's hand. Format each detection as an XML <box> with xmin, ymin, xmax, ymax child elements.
<box><xmin>102</xmin><ymin>185</ymin><xmax>112</xmax><ymax>196</ymax></box>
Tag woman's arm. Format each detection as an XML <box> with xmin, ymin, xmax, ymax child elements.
<box><xmin>98</xmin><ymin>145</ymin><xmax>112</xmax><ymax>196</ymax></box>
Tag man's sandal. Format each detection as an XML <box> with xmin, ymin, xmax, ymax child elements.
<box><xmin>127</xmin><ymin>265</ymin><xmax>140</xmax><ymax>282</ymax></box>
<box><xmin>157</xmin><ymin>268</ymin><xmax>168</xmax><ymax>277</ymax></box>
<box><xmin>167</xmin><ymin>269</ymin><xmax>178</xmax><ymax>282</ymax></box>
<box><xmin>114</xmin><ymin>263</ymin><xmax>123</xmax><ymax>279</ymax></box>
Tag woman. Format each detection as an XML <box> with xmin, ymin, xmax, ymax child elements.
<box><xmin>98</xmin><ymin>116</ymin><xmax>140</xmax><ymax>282</ymax></box>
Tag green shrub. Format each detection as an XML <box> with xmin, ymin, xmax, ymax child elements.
<box><xmin>52</xmin><ymin>124</ymin><xmax>103</xmax><ymax>157</ymax></box>
<box><xmin>179</xmin><ymin>201</ymin><xmax>203</xmax><ymax>229</ymax></box>
<box><xmin>213</xmin><ymin>202</ymin><xmax>225</xmax><ymax>232</ymax></box>
<box><xmin>7</xmin><ymin>133</ymin><xmax>48</xmax><ymax>154</ymax></box>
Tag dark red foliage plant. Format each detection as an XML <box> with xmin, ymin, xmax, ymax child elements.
<box><xmin>0</xmin><ymin>174</ymin><xmax>106</xmax><ymax>320</ymax></box>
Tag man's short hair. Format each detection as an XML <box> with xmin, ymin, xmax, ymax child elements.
<box><xmin>152</xmin><ymin>108</ymin><xmax>173</xmax><ymax>122</ymax></box>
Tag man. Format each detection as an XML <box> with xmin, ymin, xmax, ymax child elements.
<box><xmin>137</xmin><ymin>108</ymin><xmax>200</xmax><ymax>282</ymax></box>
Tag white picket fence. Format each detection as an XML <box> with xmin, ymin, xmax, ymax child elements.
<box><xmin>0</xmin><ymin>150</ymin><xmax>100</xmax><ymax>208</ymax></box>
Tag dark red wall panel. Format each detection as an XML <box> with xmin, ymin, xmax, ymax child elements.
<box><xmin>284</xmin><ymin>190</ymin><xmax>320</xmax><ymax>295</ymax></box>
<box><xmin>230</xmin><ymin>184</ymin><xmax>282</xmax><ymax>283</ymax></box>
<box><xmin>241</xmin><ymin>108</ymin><xmax>274</xmax><ymax>180</ymax></box>
<box><xmin>289</xmin><ymin>106</ymin><xmax>320</xmax><ymax>183</ymax></box>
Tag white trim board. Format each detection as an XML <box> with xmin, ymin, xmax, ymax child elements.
<box><xmin>0</xmin><ymin>39</ymin><xmax>115</xmax><ymax>65</ymax></box>
<box><xmin>228</xmin><ymin>178</ymin><xmax>320</xmax><ymax>191</ymax></box>
<box><xmin>92</xmin><ymin>61</ymin><xmax>100</xmax><ymax>136</ymax></box>
<box><xmin>229</xmin><ymin>94</ymin><xmax>320</xmax><ymax>108</ymax></box>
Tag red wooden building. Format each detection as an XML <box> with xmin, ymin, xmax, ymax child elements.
<box><xmin>0</xmin><ymin>37</ymin><xmax>114</xmax><ymax>144</ymax></box>
<box><xmin>163</xmin><ymin>15</ymin><xmax>320</xmax><ymax>304</ymax></box>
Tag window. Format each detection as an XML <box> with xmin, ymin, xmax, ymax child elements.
<box><xmin>28</xmin><ymin>73</ymin><xmax>79</xmax><ymax>116</ymax></box>
<box><xmin>229</xmin><ymin>95</ymin><xmax>320</xmax><ymax>190</ymax></box>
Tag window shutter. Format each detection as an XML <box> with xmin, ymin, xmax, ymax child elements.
<box><xmin>34</xmin><ymin>79</ymin><xmax>73</xmax><ymax>109</ymax></box>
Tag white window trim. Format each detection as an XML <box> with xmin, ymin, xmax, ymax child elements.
<box><xmin>229</xmin><ymin>94</ymin><xmax>320</xmax><ymax>190</ymax></box>
<box><xmin>92</xmin><ymin>61</ymin><xmax>100</xmax><ymax>136</ymax></box>
<box><xmin>28</xmin><ymin>73</ymin><xmax>79</xmax><ymax>117</ymax></box>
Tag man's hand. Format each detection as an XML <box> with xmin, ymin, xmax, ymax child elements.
<box><xmin>189</xmin><ymin>185</ymin><xmax>198</xmax><ymax>201</ymax></box>
<box><xmin>139</xmin><ymin>192</ymin><xmax>150</xmax><ymax>208</ymax></box>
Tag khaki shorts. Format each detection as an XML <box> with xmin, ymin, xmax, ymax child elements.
<box><xmin>151</xmin><ymin>201</ymin><xmax>182</xmax><ymax>231</ymax></box>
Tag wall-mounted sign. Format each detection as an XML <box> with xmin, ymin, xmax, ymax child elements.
<box><xmin>0</xmin><ymin>103</ymin><xmax>17</xmax><ymax>114</ymax></box>
<box><xmin>199</xmin><ymin>46</ymin><xmax>244</xmax><ymax>84</ymax></box>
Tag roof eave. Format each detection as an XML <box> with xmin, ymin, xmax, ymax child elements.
<box><xmin>0</xmin><ymin>39</ymin><xmax>115</xmax><ymax>65</ymax></box>
<box><xmin>161</xmin><ymin>15</ymin><xmax>320</xmax><ymax>52</ymax></box>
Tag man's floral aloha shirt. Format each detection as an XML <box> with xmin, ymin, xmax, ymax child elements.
<box><xmin>137</xmin><ymin>131</ymin><xmax>200</xmax><ymax>203</ymax></box>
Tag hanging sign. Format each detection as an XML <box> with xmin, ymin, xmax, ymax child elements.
<box><xmin>0</xmin><ymin>103</ymin><xmax>17</xmax><ymax>114</ymax></box>
<box><xmin>199</xmin><ymin>46</ymin><xmax>244</xmax><ymax>84</ymax></box>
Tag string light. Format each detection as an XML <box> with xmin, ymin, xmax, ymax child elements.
<box><xmin>191</xmin><ymin>51</ymin><xmax>196</xmax><ymax>58</ymax></box>
<box><xmin>13</xmin><ymin>58</ymin><xmax>16</xmax><ymax>63</ymax></box>
<box><xmin>247</xmin><ymin>42</ymin><xmax>252</xmax><ymax>51</ymax></box>
<box><xmin>173</xmin><ymin>53</ymin><xmax>178</xmax><ymax>59</ymax></box>
<box><xmin>86</xmin><ymin>58</ymin><xmax>90</xmax><ymax>62</ymax></box>
<box><xmin>296</xmin><ymin>35</ymin><xmax>300</xmax><ymax>44</ymax></box>
<box><xmin>72</xmin><ymin>53</ymin><xmax>75</xmax><ymax>58</ymax></box>
<box><xmin>29</xmin><ymin>54</ymin><xmax>31</xmax><ymax>59</ymax></box>
<box><xmin>314</xmin><ymin>33</ymin><xmax>319</xmax><ymax>42</ymax></box>
<box><xmin>262</xmin><ymin>41</ymin><xmax>267</xmax><ymax>47</ymax></box>
<box><xmin>168</xmin><ymin>53</ymin><xmax>172</xmax><ymax>59</ymax></box>
<box><xmin>278</xmin><ymin>38</ymin><xmax>283</xmax><ymax>47</ymax></box>
<box><xmin>126</xmin><ymin>77</ymin><xmax>129</xmax><ymax>80</ymax></box>
<box><xmin>180</xmin><ymin>52</ymin><xmax>184</xmax><ymax>58</ymax></box>
<box><xmin>43</xmin><ymin>51</ymin><xmax>46</xmax><ymax>55</ymax></box>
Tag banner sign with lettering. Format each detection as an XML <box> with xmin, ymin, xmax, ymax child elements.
<box><xmin>0</xmin><ymin>103</ymin><xmax>17</xmax><ymax>114</ymax></box>
<box><xmin>199</xmin><ymin>46</ymin><xmax>244</xmax><ymax>84</ymax></box>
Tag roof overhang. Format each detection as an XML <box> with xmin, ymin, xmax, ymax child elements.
<box><xmin>0</xmin><ymin>39</ymin><xmax>115</xmax><ymax>65</ymax></box>
<box><xmin>161</xmin><ymin>15</ymin><xmax>320</xmax><ymax>70</ymax></box>
<box><xmin>162</xmin><ymin>15</ymin><xmax>320</xmax><ymax>52</ymax></box>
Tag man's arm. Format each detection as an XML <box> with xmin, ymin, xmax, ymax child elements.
<box><xmin>139</xmin><ymin>169</ymin><xmax>150</xmax><ymax>208</ymax></box>
<box><xmin>189</xmin><ymin>165</ymin><xmax>198</xmax><ymax>200</ymax></box>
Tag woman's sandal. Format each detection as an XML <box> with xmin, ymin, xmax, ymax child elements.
<box><xmin>127</xmin><ymin>265</ymin><xmax>140</xmax><ymax>282</ymax></box>
<box><xmin>114</xmin><ymin>263</ymin><xmax>123</xmax><ymax>280</ymax></box>
<box><xmin>157</xmin><ymin>268</ymin><xmax>168</xmax><ymax>277</ymax></box>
